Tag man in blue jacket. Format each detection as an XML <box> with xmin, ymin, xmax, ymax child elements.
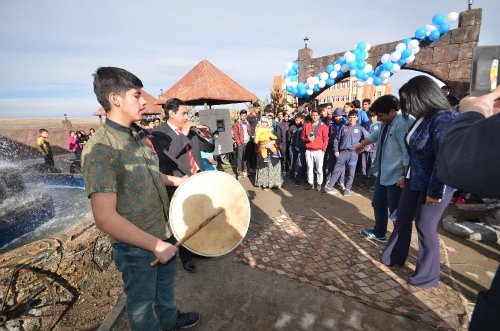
<box><xmin>354</xmin><ymin>95</ymin><xmax>415</xmax><ymax>242</ymax></box>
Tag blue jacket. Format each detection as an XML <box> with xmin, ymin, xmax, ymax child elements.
<box><xmin>407</xmin><ymin>110</ymin><xmax>458</xmax><ymax>199</ymax></box>
<box><xmin>335</xmin><ymin>124</ymin><xmax>369</xmax><ymax>152</ymax></box>
<box><xmin>368</xmin><ymin>111</ymin><xmax>414</xmax><ymax>186</ymax></box>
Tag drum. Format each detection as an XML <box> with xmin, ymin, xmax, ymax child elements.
<box><xmin>169</xmin><ymin>171</ymin><xmax>251</xmax><ymax>257</ymax></box>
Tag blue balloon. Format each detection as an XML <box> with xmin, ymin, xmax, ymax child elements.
<box><xmin>357</xmin><ymin>42</ymin><xmax>366</xmax><ymax>51</ymax></box>
<box><xmin>297</xmin><ymin>82</ymin><xmax>305</xmax><ymax>89</ymax></box>
<box><xmin>286</xmin><ymin>86</ymin><xmax>293</xmax><ymax>92</ymax></box>
<box><xmin>337</xmin><ymin>57</ymin><xmax>346</xmax><ymax>65</ymax></box>
<box><xmin>292</xmin><ymin>88</ymin><xmax>298</xmax><ymax>95</ymax></box>
<box><xmin>353</xmin><ymin>49</ymin><xmax>361</xmax><ymax>56</ymax></box>
<box><xmin>374</xmin><ymin>77</ymin><xmax>382</xmax><ymax>86</ymax></box>
<box><xmin>349</xmin><ymin>61</ymin><xmax>357</xmax><ymax>70</ymax></box>
<box><xmin>432</xmin><ymin>14</ymin><xmax>445</xmax><ymax>26</ymax></box>
<box><xmin>357</xmin><ymin>61</ymin><xmax>367</xmax><ymax>70</ymax></box>
<box><xmin>439</xmin><ymin>22</ymin><xmax>450</xmax><ymax>34</ymax></box>
<box><xmin>402</xmin><ymin>49</ymin><xmax>412</xmax><ymax>59</ymax></box>
<box><xmin>291</xmin><ymin>75</ymin><xmax>298</xmax><ymax>82</ymax></box>
<box><xmin>415</xmin><ymin>28</ymin><xmax>426</xmax><ymax>40</ymax></box>
<box><xmin>356</xmin><ymin>52</ymin><xmax>365</xmax><ymax>62</ymax></box>
<box><xmin>326</xmin><ymin>78</ymin><xmax>334</xmax><ymax>86</ymax></box>
<box><xmin>429</xmin><ymin>29</ymin><xmax>440</xmax><ymax>41</ymax></box>
<box><xmin>292</xmin><ymin>63</ymin><xmax>299</xmax><ymax>71</ymax></box>
<box><xmin>326</xmin><ymin>64</ymin><xmax>334</xmax><ymax>73</ymax></box>
<box><xmin>313</xmin><ymin>85</ymin><xmax>320</xmax><ymax>92</ymax></box>
<box><xmin>355</xmin><ymin>71</ymin><xmax>363</xmax><ymax>79</ymax></box>
<box><xmin>337</xmin><ymin>71</ymin><xmax>343</xmax><ymax>79</ymax></box>
<box><xmin>403</xmin><ymin>38</ymin><xmax>412</xmax><ymax>45</ymax></box>
<box><xmin>397</xmin><ymin>58</ymin><xmax>407</xmax><ymax>66</ymax></box>
<box><xmin>383</xmin><ymin>61</ymin><xmax>394</xmax><ymax>72</ymax></box>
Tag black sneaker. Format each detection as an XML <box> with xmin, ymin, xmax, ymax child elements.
<box><xmin>174</xmin><ymin>311</ymin><xmax>200</xmax><ymax>329</ymax></box>
<box><xmin>315</xmin><ymin>185</ymin><xmax>321</xmax><ymax>192</ymax></box>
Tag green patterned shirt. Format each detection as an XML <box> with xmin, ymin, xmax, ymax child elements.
<box><xmin>82</xmin><ymin>119</ymin><xmax>172</xmax><ymax>243</ymax></box>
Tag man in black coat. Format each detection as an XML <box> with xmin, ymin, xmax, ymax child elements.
<box><xmin>150</xmin><ymin>98</ymin><xmax>215</xmax><ymax>273</ymax></box>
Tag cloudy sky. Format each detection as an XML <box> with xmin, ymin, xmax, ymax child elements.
<box><xmin>0</xmin><ymin>0</ymin><xmax>498</xmax><ymax>119</ymax></box>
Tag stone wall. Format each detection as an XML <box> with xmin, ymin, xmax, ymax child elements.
<box><xmin>299</xmin><ymin>8</ymin><xmax>482</xmax><ymax>100</ymax></box>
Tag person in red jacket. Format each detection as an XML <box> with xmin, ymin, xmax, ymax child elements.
<box><xmin>232</xmin><ymin>109</ymin><xmax>252</xmax><ymax>178</ymax></box>
<box><xmin>301</xmin><ymin>109</ymin><xmax>329</xmax><ymax>191</ymax></box>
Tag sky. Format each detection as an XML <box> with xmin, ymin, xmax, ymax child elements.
<box><xmin>0</xmin><ymin>0</ymin><xmax>499</xmax><ymax>119</ymax></box>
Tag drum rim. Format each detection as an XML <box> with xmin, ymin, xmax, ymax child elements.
<box><xmin>168</xmin><ymin>171</ymin><xmax>251</xmax><ymax>257</ymax></box>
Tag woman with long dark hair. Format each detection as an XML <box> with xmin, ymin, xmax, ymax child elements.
<box><xmin>380</xmin><ymin>75</ymin><xmax>458</xmax><ymax>288</ymax></box>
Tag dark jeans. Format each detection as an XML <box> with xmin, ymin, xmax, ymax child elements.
<box><xmin>44</xmin><ymin>153</ymin><xmax>54</xmax><ymax>166</ymax></box>
<box><xmin>235</xmin><ymin>142</ymin><xmax>249</xmax><ymax>173</ymax></box>
<box><xmin>293</xmin><ymin>149</ymin><xmax>307</xmax><ymax>182</ymax></box>
<box><xmin>371</xmin><ymin>176</ymin><xmax>402</xmax><ymax>237</ymax></box>
<box><xmin>247</xmin><ymin>140</ymin><xmax>257</xmax><ymax>171</ymax></box>
<box><xmin>360</xmin><ymin>151</ymin><xmax>375</xmax><ymax>186</ymax></box>
<box><xmin>113</xmin><ymin>239</ymin><xmax>177</xmax><ymax>331</ymax></box>
<box><xmin>279</xmin><ymin>143</ymin><xmax>289</xmax><ymax>172</ymax></box>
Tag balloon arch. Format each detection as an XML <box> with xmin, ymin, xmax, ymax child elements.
<box><xmin>283</xmin><ymin>12</ymin><xmax>460</xmax><ymax>99</ymax></box>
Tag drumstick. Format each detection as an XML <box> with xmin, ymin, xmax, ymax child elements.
<box><xmin>150</xmin><ymin>208</ymin><xmax>224</xmax><ymax>267</ymax></box>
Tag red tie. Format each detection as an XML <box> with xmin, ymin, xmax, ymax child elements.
<box><xmin>186</xmin><ymin>145</ymin><xmax>197</xmax><ymax>175</ymax></box>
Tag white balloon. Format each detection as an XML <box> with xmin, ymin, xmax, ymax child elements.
<box><xmin>320</xmin><ymin>72</ymin><xmax>329</xmax><ymax>81</ymax></box>
<box><xmin>446</xmin><ymin>12</ymin><xmax>459</xmax><ymax>23</ymax></box>
<box><xmin>318</xmin><ymin>80</ymin><xmax>326</xmax><ymax>88</ymax></box>
<box><xmin>333</xmin><ymin>64</ymin><xmax>341</xmax><ymax>72</ymax></box>
<box><xmin>292</xmin><ymin>81</ymin><xmax>298</xmax><ymax>88</ymax></box>
<box><xmin>396</xmin><ymin>43</ymin><xmax>407</xmax><ymax>52</ymax></box>
<box><xmin>381</xmin><ymin>54</ymin><xmax>390</xmax><ymax>64</ymax></box>
<box><xmin>390</xmin><ymin>51</ymin><xmax>402</xmax><ymax>62</ymax></box>
<box><xmin>307</xmin><ymin>89</ymin><xmax>314</xmax><ymax>96</ymax></box>
<box><xmin>412</xmin><ymin>46</ymin><xmax>420</xmax><ymax>54</ymax></box>
<box><xmin>285</xmin><ymin>77</ymin><xmax>292</xmax><ymax>85</ymax></box>
<box><xmin>391</xmin><ymin>64</ymin><xmax>401</xmax><ymax>73</ymax></box>
<box><xmin>406</xmin><ymin>54</ymin><xmax>415</xmax><ymax>63</ymax></box>
<box><xmin>329</xmin><ymin>71</ymin><xmax>338</xmax><ymax>79</ymax></box>
<box><xmin>363</xmin><ymin>64</ymin><xmax>373</xmax><ymax>73</ymax></box>
<box><xmin>350</xmin><ymin>69</ymin><xmax>357</xmax><ymax>77</ymax></box>
<box><xmin>380</xmin><ymin>71</ymin><xmax>391</xmax><ymax>79</ymax></box>
<box><xmin>286</xmin><ymin>62</ymin><xmax>293</xmax><ymax>69</ymax></box>
<box><xmin>408</xmin><ymin>39</ymin><xmax>420</xmax><ymax>50</ymax></box>
<box><xmin>365</xmin><ymin>77</ymin><xmax>374</xmax><ymax>85</ymax></box>
<box><xmin>365</xmin><ymin>43</ymin><xmax>371</xmax><ymax>52</ymax></box>
<box><xmin>425</xmin><ymin>24</ymin><xmax>437</xmax><ymax>33</ymax></box>
<box><xmin>313</xmin><ymin>77</ymin><xmax>320</xmax><ymax>84</ymax></box>
<box><xmin>345</xmin><ymin>51</ymin><xmax>355</xmax><ymax>63</ymax></box>
<box><xmin>356</xmin><ymin>81</ymin><xmax>364</xmax><ymax>87</ymax></box>
<box><xmin>308</xmin><ymin>83</ymin><xmax>315</xmax><ymax>90</ymax></box>
<box><xmin>341</xmin><ymin>64</ymin><xmax>349</xmax><ymax>72</ymax></box>
<box><xmin>383</xmin><ymin>79</ymin><xmax>389</xmax><ymax>85</ymax></box>
<box><xmin>365</xmin><ymin>52</ymin><xmax>369</xmax><ymax>60</ymax></box>
<box><xmin>307</xmin><ymin>77</ymin><xmax>314</xmax><ymax>84</ymax></box>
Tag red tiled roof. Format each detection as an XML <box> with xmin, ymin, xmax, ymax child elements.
<box><xmin>92</xmin><ymin>90</ymin><xmax>162</xmax><ymax>116</ymax></box>
<box><xmin>156</xmin><ymin>60</ymin><xmax>256</xmax><ymax>106</ymax></box>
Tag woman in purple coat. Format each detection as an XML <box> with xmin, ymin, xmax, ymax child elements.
<box><xmin>381</xmin><ymin>76</ymin><xmax>457</xmax><ymax>288</ymax></box>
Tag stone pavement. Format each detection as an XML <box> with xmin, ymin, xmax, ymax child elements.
<box><xmin>234</xmin><ymin>213</ymin><xmax>467</xmax><ymax>330</ymax></box>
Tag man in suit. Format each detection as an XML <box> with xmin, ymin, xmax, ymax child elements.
<box><xmin>150</xmin><ymin>98</ymin><xmax>215</xmax><ymax>273</ymax></box>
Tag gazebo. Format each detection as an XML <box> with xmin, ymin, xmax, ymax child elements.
<box><xmin>156</xmin><ymin>59</ymin><xmax>256</xmax><ymax>109</ymax></box>
<box><xmin>92</xmin><ymin>90</ymin><xmax>162</xmax><ymax>123</ymax></box>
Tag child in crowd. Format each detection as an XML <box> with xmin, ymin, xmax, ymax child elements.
<box><xmin>67</xmin><ymin>130</ymin><xmax>79</xmax><ymax>159</ymax></box>
<box><xmin>200</xmin><ymin>151</ymin><xmax>217</xmax><ymax>171</ymax></box>
<box><xmin>324</xmin><ymin>108</ymin><xmax>347</xmax><ymax>188</ymax></box>
<box><xmin>359</xmin><ymin>111</ymin><xmax>381</xmax><ymax>191</ymax></box>
<box><xmin>35</xmin><ymin>128</ymin><xmax>54</xmax><ymax>166</ymax></box>
<box><xmin>254</xmin><ymin>116</ymin><xmax>278</xmax><ymax>162</ymax></box>
<box><xmin>322</xmin><ymin>110</ymin><xmax>369</xmax><ymax>196</ymax></box>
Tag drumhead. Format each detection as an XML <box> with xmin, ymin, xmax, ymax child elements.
<box><xmin>169</xmin><ymin>171</ymin><xmax>251</xmax><ymax>257</ymax></box>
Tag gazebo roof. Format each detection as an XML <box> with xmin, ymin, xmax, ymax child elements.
<box><xmin>157</xmin><ymin>59</ymin><xmax>256</xmax><ymax>106</ymax></box>
<box><xmin>92</xmin><ymin>90</ymin><xmax>162</xmax><ymax>116</ymax></box>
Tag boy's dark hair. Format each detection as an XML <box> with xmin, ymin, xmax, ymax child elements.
<box><xmin>264</xmin><ymin>104</ymin><xmax>273</xmax><ymax>114</ymax></box>
<box><xmin>317</xmin><ymin>103</ymin><xmax>329</xmax><ymax>111</ymax></box>
<box><xmin>310</xmin><ymin>109</ymin><xmax>320</xmax><ymax>115</ymax></box>
<box><xmin>294</xmin><ymin>113</ymin><xmax>304</xmax><ymax>119</ymax></box>
<box><xmin>362</xmin><ymin>98</ymin><xmax>371</xmax><ymax>104</ymax></box>
<box><xmin>304</xmin><ymin>115</ymin><xmax>312</xmax><ymax>122</ymax></box>
<box><xmin>239</xmin><ymin>109</ymin><xmax>247</xmax><ymax>115</ymax></box>
<box><xmin>352</xmin><ymin>100</ymin><xmax>361</xmax><ymax>109</ymax></box>
<box><xmin>399</xmin><ymin>75</ymin><xmax>451</xmax><ymax>118</ymax></box>
<box><xmin>140</xmin><ymin>119</ymin><xmax>150</xmax><ymax>127</ymax></box>
<box><xmin>367</xmin><ymin>111</ymin><xmax>376</xmax><ymax>117</ymax></box>
<box><xmin>370</xmin><ymin>94</ymin><xmax>400</xmax><ymax>114</ymax></box>
<box><xmin>93</xmin><ymin>67</ymin><xmax>143</xmax><ymax>112</ymax></box>
<box><xmin>344</xmin><ymin>102</ymin><xmax>354</xmax><ymax>108</ymax></box>
<box><xmin>252</xmin><ymin>101</ymin><xmax>260</xmax><ymax>108</ymax></box>
<box><xmin>194</xmin><ymin>112</ymin><xmax>199</xmax><ymax>117</ymax></box>
<box><xmin>348</xmin><ymin>110</ymin><xmax>359</xmax><ymax>117</ymax></box>
<box><xmin>39</xmin><ymin>128</ymin><xmax>48</xmax><ymax>134</ymax></box>
<box><xmin>163</xmin><ymin>98</ymin><xmax>186</xmax><ymax>119</ymax></box>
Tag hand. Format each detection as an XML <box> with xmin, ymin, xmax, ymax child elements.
<box><xmin>265</xmin><ymin>142</ymin><xmax>273</xmax><ymax>149</ymax></box>
<box><xmin>459</xmin><ymin>87</ymin><xmax>500</xmax><ymax>118</ymax></box>
<box><xmin>153</xmin><ymin>240</ymin><xmax>178</xmax><ymax>264</ymax></box>
<box><xmin>425</xmin><ymin>196</ymin><xmax>441</xmax><ymax>206</ymax></box>
<box><xmin>354</xmin><ymin>144</ymin><xmax>364</xmax><ymax>155</ymax></box>
<box><xmin>396</xmin><ymin>176</ymin><xmax>405</xmax><ymax>188</ymax></box>
<box><xmin>308</xmin><ymin>136</ymin><xmax>315</xmax><ymax>142</ymax></box>
<box><xmin>180</xmin><ymin>121</ymin><xmax>195</xmax><ymax>135</ymax></box>
<box><xmin>334</xmin><ymin>151</ymin><xmax>340</xmax><ymax>158</ymax></box>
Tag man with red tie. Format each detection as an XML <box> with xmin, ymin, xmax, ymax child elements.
<box><xmin>150</xmin><ymin>98</ymin><xmax>215</xmax><ymax>273</ymax></box>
